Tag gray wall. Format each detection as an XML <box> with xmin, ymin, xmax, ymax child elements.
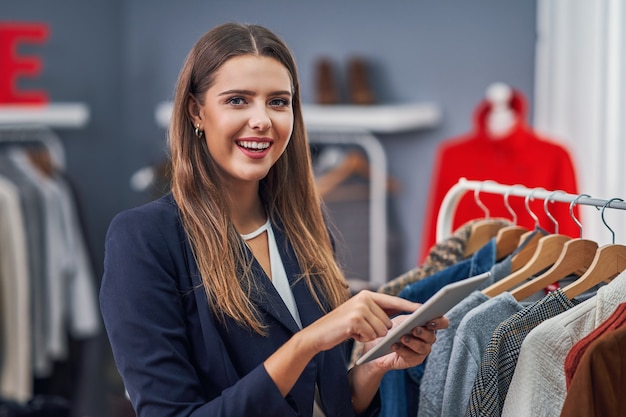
<box><xmin>4</xmin><ymin>1</ymin><xmax>536</xmax><ymax>414</ymax></box>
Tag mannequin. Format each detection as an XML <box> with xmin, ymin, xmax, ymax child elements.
<box><xmin>417</xmin><ymin>85</ymin><xmax>580</xmax><ymax>264</ymax></box>
<box><xmin>485</xmin><ymin>82</ymin><xmax>516</xmax><ymax>139</ymax></box>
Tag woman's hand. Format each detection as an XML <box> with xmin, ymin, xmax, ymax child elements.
<box><xmin>266</xmin><ymin>290</ymin><xmax>421</xmax><ymax>398</ymax></box>
<box><xmin>365</xmin><ymin>313</ymin><xmax>449</xmax><ymax>371</ymax></box>
<box><xmin>298</xmin><ymin>290</ymin><xmax>423</xmax><ymax>355</ymax></box>
<box><xmin>337</xmin><ymin>293</ymin><xmax>448</xmax><ymax>413</ymax></box>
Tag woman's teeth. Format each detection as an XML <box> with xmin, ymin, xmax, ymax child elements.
<box><xmin>237</xmin><ymin>141</ymin><xmax>270</xmax><ymax>150</ymax></box>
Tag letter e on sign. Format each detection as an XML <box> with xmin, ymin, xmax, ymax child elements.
<box><xmin>0</xmin><ymin>22</ymin><xmax>50</xmax><ymax>104</ymax></box>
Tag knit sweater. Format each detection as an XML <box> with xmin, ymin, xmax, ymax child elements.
<box><xmin>419</xmin><ymin>89</ymin><xmax>579</xmax><ymax>263</ymax></box>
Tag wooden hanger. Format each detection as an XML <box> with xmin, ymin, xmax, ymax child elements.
<box><xmin>562</xmin><ymin>243</ymin><xmax>626</xmax><ymax>299</ymax></box>
<box><xmin>483</xmin><ymin>232</ymin><xmax>569</xmax><ymax>297</ymax></box>
<box><xmin>26</xmin><ymin>147</ymin><xmax>57</xmax><ymax>178</ymax></box>
<box><xmin>314</xmin><ymin>148</ymin><xmax>399</xmax><ymax>198</ymax></box>
<box><xmin>563</xmin><ymin>198</ymin><xmax>626</xmax><ymax>299</ymax></box>
<box><xmin>495</xmin><ymin>225</ymin><xmax>529</xmax><ymax>261</ymax></box>
<box><xmin>495</xmin><ymin>185</ymin><xmax>529</xmax><ymax>260</ymax></box>
<box><xmin>483</xmin><ymin>188</ymin><xmax>568</xmax><ymax>297</ymax></box>
<box><xmin>508</xmin><ymin>188</ymin><xmax>549</xmax><ymax>272</ymax></box>
<box><xmin>463</xmin><ymin>182</ymin><xmax>507</xmax><ymax>257</ymax></box>
<box><xmin>464</xmin><ymin>219</ymin><xmax>508</xmax><ymax>257</ymax></box>
<box><xmin>510</xmin><ymin>193</ymin><xmax>597</xmax><ymax>300</ymax></box>
<box><xmin>509</xmin><ymin>229</ymin><xmax>542</xmax><ymax>271</ymax></box>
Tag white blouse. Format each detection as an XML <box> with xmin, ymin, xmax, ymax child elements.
<box><xmin>241</xmin><ymin>219</ymin><xmax>302</xmax><ymax>328</ymax></box>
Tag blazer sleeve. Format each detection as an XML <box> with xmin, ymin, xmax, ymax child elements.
<box><xmin>99</xmin><ymin>203</ymin><xmax>298</xmax><ymax>417</ymax></box>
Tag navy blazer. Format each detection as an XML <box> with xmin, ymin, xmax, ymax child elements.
<box><xmin>100</xmin><ymin>194</ymin><xmax>381</xmax><ymax>417</ymax></box>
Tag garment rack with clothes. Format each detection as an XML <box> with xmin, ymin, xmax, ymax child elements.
<box><xmin>308</xmin><ymin>128</ymin><xmax>388</xmax><ymax>289</ymax></box>
<box><xmin>0</xmin><ymin>124</ymin><xmax>66</xmax><ymax>169</ymax></box>
<box><xmin>0</xmin><ymin>125</ymin><xmax>101</xmax><ymax>411</ymax></box>
<box><xmin>436</xmin><ymin>178</ymin><xmax>626</xmax><ymax>242</ymax></box>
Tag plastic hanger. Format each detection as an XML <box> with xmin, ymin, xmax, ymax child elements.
<box><xmin>563</xmin><ymin>197</ymin><xmax>626</xmax><ymax>300</ymax></box>
<box><xmin>510</xmin><ymin>193</ymin><xmax>598</xmax><ymax>301</ymax></box>
<box><xmin>463</xmin><ymin>181</ymin><xmax>508</xmax><ymax>257</ymax></box>
<box><xmin>495</xmin><ymin>184</ymin><xmax>529</xmax><ymax>260</ymax></box>
<box><xmin>483</xmin><ymin>188</ymin><xmax>568</xmax><ymax>297</ymax></box>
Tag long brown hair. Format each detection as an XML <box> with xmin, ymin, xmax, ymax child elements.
<box><xmin>168</xmin><ymin>22</ymin><xmax>349</xmax><ymax>334</ymax></box>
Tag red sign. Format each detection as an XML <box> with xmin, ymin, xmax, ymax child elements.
<box><xmin>0</xmin><ymin>22</ymin><xmax>49</xmax><ymax>105</ymax></box>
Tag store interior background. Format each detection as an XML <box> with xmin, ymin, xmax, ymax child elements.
<box><xmin>5</xmin><ymin>0</ymin><xmax>539</xmax><ymax>278</ymax></box>
<box><xmin>4</xmin><ymin>1</ymin><xmax>625</xmax><ymax>416</ymax></box>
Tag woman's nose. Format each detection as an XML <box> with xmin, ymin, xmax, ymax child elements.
<box><xmin>248</xmin><ymin>107</ymin><xmax>272</xmax><ymax>131</ymax></box>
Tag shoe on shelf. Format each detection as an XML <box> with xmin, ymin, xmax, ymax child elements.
<box><xmin>347</xmin><ymin>56</ymin><xmax>376</xmax><ymax>105</ymax></box>
<box><xmin>314</xmin><ymin>57</ymin><xmax>340</xmax><ymax>105</ymax></box>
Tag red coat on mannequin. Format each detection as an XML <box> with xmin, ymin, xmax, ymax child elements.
<box><xmin>418</xmin><ymin>86</ymin><xmax>580</xmax><ymax>264</ymax></box>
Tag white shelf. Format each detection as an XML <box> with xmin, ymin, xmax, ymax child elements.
<box><xmin>302</xmin><ymin>103</ymin><xmax>441</xmax><ymax>133</ymax></box>
<box><xmin>155</xmin><ymin>101</ymin><xmax>441</xmax><ymax>133</ymax></box>
<box><xmin>0</xmin><ymin>103</ymin><xmax>90</xmax><ymax>128</ymax></box>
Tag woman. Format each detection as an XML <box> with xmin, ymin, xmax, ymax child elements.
<box><xmin>100</xmin><ymin>22</ymin><xmax>447</xmax><ymax>417</ymax></box>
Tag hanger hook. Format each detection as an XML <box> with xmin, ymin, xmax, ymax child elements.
<box><xmin>569</xmin><ymin>194</ymin><xmax>590</xmax><ymax>238</ymax></box>
<box><xmin>474</xmin><ymin>182</ymin><xmax>490</xmax><ymax>219</ymax></box>
<box><xmin>601</xmin><ymin>197</ymin><xmax>624</xmax><ymax>244</ymax></box>
<box><xmin>504</xmin><ymin>184</ymin><xmax>523</xmax><ymax>225</ymax></box>
<box><xmin>524</xmin><ymin>187</ymin><xmax>544</xmax><ymax>228</ymax></box>
<box><xmin>544</xmin><ymin>190</ymin><xmax>564</xmax><ymax>234</ymax></box>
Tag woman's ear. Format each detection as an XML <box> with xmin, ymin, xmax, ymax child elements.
<box><xmin>187</xmin><ymin>94</ymin><xmax>202</xmax><ymax>125</ymax></box>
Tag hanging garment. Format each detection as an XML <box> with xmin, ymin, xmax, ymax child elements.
<box><xmin>501</xmin><ymin>270</ymin><xmax>626</xmax><ymax>417</ymax></box>
<box><xmin>559</xmin><ymin>324</ymin><xmax>626</xmax><ymax>417</ymax></box>
<box><xmin>378</xmin><ymin>219</ymin><xmax>478</xmax><ymax>296</ymax></box>
<box><xmin>416</xmin><ymin>256</ymin><xmax>512</xmax><ymax>417</ymax></box>
<box><xmin>9</xmin><ymin>150</ymin><xmax>101</xmax><ymax>374</ymax></box>
<box><xmin>465</xmin><ymin>289</ymin><xmax>580</xmax><ymax>417</ymax></box>
<box><xmin>0</xmin><ymin>176</ymin><xmax>32</xmax><ymax>402</ymax></box>
<box><xmin>353</xmin><ymin>219</ymin><xmax>485</xmax><ymax>379</ymax></box>
<box><xmin>379</xmin><ymin>239</ymin><xmax>496</xmax><ymax>417</ymax></box>
<box><xmin>419</xmin><ymin>89</ymin><xmax>580</xmax><ymax>264</ymax></box>
<box><xmin>351</xmin><ymin>219</ymin><xmax>494</xmax><ymax>386</ymax></box>
<box><xmin>564</xmin><ymin>302</ymin><xmax>626</xmax><ymax>388</ymax></box>
<box><xmin>0</xmin><ymin>147</ymin><xmax>101</xmax><ymax>412</ymax></box>
<box><xmin>439</xmin><ymin>292</ymin><xmax>530</xmax><ymax>417</ymax></box>
<box><xmin>0</xmin><ymin>153</ymin><xmax>48</xmax><ymax>380</ymax></box>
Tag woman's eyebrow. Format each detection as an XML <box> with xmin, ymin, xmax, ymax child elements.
<box><xmin>219</xmin><ymin>89</ymin><xmax>292</xmax><ymax>96</ymax></box>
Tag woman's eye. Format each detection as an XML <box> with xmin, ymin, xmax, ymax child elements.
<box><xmin>269</xmin><ymin>98</ymin><xmax>290</xmax><ymax>107</ymax></box>
<box><xmin>227</xmin><ymin>97</ymin><xmax>246</xmax><ymax>106</ymax></box>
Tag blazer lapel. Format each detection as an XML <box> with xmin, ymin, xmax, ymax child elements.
<box><xmin>248</xmin><ymin>260</ymin><xmax>303</xmax><ymax>334</ymax></box>
<box><xmin>184</xmin><ymin>218</ymin><xmax>323</xmax><ymax>335</ymax></box>
<box><xmin>272</xmin><ymin>223</ymin><xmax>326</xmax><ymax>328</ymax></box>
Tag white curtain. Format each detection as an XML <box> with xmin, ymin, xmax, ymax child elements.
<box><xmin>534</xmin><ymin>0</ymin><xmax>626</xmax><ymax>244</ymax></box>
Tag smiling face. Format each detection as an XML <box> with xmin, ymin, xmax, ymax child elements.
<box><xmin>191</xmin><ymin>55</ymin><xmax>294</xmax><ymax>189</ymax></box>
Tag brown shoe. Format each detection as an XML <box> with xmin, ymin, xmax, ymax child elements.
<box><xmin>314</xmin><ymin>57</ymin><xmax>340</xmax><ymax>105</ymax></box>
<box><xmin>347</xmin><ymin>57</ymin><xmax>376</xmax><ymax>105</ymax></box>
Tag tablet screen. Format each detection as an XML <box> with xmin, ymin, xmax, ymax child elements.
<box><xmin>355</xmin><ymin>271</ymin><xmax>491</xmax><ymax>365</ymax></box>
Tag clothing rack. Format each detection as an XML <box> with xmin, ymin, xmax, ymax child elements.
<box><xmin>436</xmin><ymin>178</ymin><xmax>626</xmax><ymax>241</ymax></box>
<box><xmin>0</xmin><ymin>124</ymin><xmax>66</xmax><ymax>169</ymax></box>
<box><xmin>308</xmin><ymin>128</ymin><xmax>388</xmax><ymax>289</ymax></box>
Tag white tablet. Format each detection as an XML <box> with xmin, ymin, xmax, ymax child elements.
<box><xmin>355</xmin><ymin>271</ymin><xmax>491</xmax><ymax>365</ymax></box>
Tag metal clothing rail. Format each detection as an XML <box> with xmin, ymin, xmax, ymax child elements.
<box><xmin>436</xmin><ymin>178</ymin><xmax>626</xmax><ymax>242</ymax></box>
<box><xmin>0</xmin><ymin>124</ymin><xmax>66</xmax><ymax>169</ymax></box>
<box><xmin>308</xmin><ymin>128</ymin><xmax>387</xmax><ymax>289</ymax></box>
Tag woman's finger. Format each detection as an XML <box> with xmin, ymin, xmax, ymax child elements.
<box><xmin>362</xmin><ymin>291</ymin><xmax>421</xmax><ymax>316</ymax></box>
